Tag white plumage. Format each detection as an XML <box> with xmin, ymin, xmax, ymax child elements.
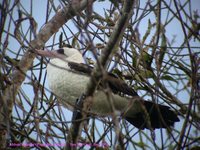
<box><xmin>39</xmin><ymin>46</ymin><xmax>179</xmax><ymax>129</ymax></box>
<box><xmin>46</xmin><ymin>47</ymin><xmax>140</xmax><ymax>116</ymax></box>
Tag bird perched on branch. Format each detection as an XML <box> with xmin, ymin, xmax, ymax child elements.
<box><xmin>37</xmin><ymin>46</ymin><xmax>179</xmax><ymax>129</ymax></box>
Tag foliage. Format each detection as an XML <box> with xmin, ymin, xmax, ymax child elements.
<box><xmin>0</xmin><ymin>0</ymin><xmax>200</xmax><ymax>149</ymax></box>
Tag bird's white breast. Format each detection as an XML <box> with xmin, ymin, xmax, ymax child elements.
<box><xmin>47</xmin><ymin>59</ymin><xmax>141</xmax><ymax>116</ymax></box>
<box><xmin>47</xmin><ymin>59</ymin><xmax>90</xmax><ymax>108</ymax></box>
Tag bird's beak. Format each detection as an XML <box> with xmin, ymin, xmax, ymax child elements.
<box><xmin>36</xmin><ymin>49</ymin><xmax>65</xmax><ymax>60</ymax></box>
<box><xmin>36</xmin><ymin>49</ymin><xmax>57</xmax><ymax>58</ymax></box>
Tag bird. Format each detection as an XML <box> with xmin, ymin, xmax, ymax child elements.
<box><xmin>38</xmin><ymin>46</ymin><xmax>180</xmax><ymax>130</ymax></box>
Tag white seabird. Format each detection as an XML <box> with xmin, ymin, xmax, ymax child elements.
<box><xmin>37</xmin><ymin>46</ymin><xmax>179</xmax><ymax>129</ymax></box>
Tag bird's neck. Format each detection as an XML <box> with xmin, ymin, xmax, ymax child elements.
<box><xmin>49</xmin><ymin>54</ymin><xmax>84</xmax><ymax>69</ymax></box>
<box><xmin>66</xmin><ymin>53</ymin><xmax>84</xmax><ymax>63</ymax></box>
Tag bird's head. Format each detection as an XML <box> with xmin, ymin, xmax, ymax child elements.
<box><xmin>36</xmin><ymin>46</ymin><xmax>84</xmax><ymax>64</ymax></box>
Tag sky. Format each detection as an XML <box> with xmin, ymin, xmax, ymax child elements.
<box><xmin>2</xmin><ymin>0</ymin><xmax>200</xmax><ymax>149</ymax></box>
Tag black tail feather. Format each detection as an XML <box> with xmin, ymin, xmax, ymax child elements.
<box><xmin>125</xmin><ymin>101</ymin><xmax>180</xmax><ymax>129</ymax></box>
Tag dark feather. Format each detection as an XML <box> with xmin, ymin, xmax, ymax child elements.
<box><xmin>125</xmin><ymin>101</ymin><xmax>180</xmax><ymax>129</ymax></box>
<box><xmin>68</xmin><ymin>62</ymin><xmax>93</xmax><ymax>75</ymax></box>
<box><xmin>105</xmin><ymin>74</ymin><xmax>138</xmax><ymax>96</ymax></box>
<box><xmin>67</xmin><ymin>61</ymin><xmax>180</xmax><ymax>129</ymax></box>
<box><xmin>68</xmin><ymin>61</ymin><xmax>138</xmax><ymax>96</ymax></box>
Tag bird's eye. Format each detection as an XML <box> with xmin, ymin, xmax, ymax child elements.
<box><xmin>57</xmin><ymin>48</ymin><xmax>64</xmax><ymax>54</ymax></box>
<box><xmin>65</xmin><ymin>44</ymin><xmax>73</xmax><ymax>48</ymax></box>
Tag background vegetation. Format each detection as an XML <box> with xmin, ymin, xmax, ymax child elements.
<box><xmin>0</xmin><ymin>0</ymin><xmax>200</xmax><ymax>149</ymax></box>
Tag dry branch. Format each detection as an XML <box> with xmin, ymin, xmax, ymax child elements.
<box><xmin>0</xmin><ymin>0</ymin><xmax>94</xmax><ymax>148</ymax></box>
<box><xmin>66</xmin><ymin>0</ymin><xmax>136</xmax><ymax>148</ymax></box>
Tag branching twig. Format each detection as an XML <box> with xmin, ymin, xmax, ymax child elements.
<box><xmin>0</xmin><ymin>0</ymin><xmax>93</xmax><ymax>148</ymax></box>
<box><xmin>66</xmin><ymin>0</ymin><xmax>136</xmax><ymax>148</ymax></box>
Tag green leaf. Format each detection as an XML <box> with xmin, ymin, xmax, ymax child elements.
<box><xmin>112</xmin><ymin>68</ymin><xmax>122</xmax><ymax>78</ymax></box>
<box><xmin>161</xmin><ymin>75</ymin><xmax>178</xmax><ymax>83</ymax></box>
<box><xmin>130</xmin><ymin>46</ymin><xmax>137</xmax><ymax>67</ymax></box>
<box><xmin>72</xmin><ymin>33</ymin><xmax>80</xmax><ymax>49</ymax></box>
<box><xmin>158</xmin><ymin>32</ymin><xmax>167</xmax><ymax>66</ymax></box>
<box><xmin>139</xmin><ymin>70</ymin><xmax>154</xmax><ymax>79</ymax></box>
<box><xmin>142</xmin><ymin>52</ymin><xmax>153</xmax><ymax>68</ymax></box>
<box><xmin>137</xmin><ymin>141</ymin><xmax>145</xmax><ymax>147</ymax></box>
<box><xmin>172</xmin><ymin>60</ymin><xmax>191</xmax><ymax>77</ymax></box>
<box><xmin>142</xmin><ymin>19</ymin><xmax>153</xmax><ymax>45</ymax></box>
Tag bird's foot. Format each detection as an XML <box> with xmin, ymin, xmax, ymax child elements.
<box><xmin>72</xmin><ymin>93</ymin><xmax>86</xmax><ymax>121</ymax></box>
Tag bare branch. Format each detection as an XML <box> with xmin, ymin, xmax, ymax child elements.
<box><xmin>0</xmin><ymin>0</ymin><xmax>94</xmax><ymax>148</ymax></box>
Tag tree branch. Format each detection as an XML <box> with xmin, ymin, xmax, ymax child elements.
<box><xmin>67</xmin><ymin>0</ymin><xmax>136</xmax><ymax>148</ymax></box>
<box><xmin>0</xmin><ymin>0</ymin><xmax>93</xmax><ymax>148</ymax></box>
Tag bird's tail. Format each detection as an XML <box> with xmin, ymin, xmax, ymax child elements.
<box><xmin>125</xmin><ymin>101</ymin><xmax>180</xmax><ymax>129</ymax></box>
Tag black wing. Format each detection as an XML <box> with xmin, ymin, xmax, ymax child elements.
<box><xmin>105</xmin><ymin>74</ymin><xmax>138</xmax><ymax>96</ymax></box>
<box><xmin>68</xmin><ymin>62</ymin><xmax>93</xmax><ymax>75</ymax></box>
<box><xmin>68</xmin><ymin>61</ymin><xmax>138</xmax><ymax>97</ymax></box>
